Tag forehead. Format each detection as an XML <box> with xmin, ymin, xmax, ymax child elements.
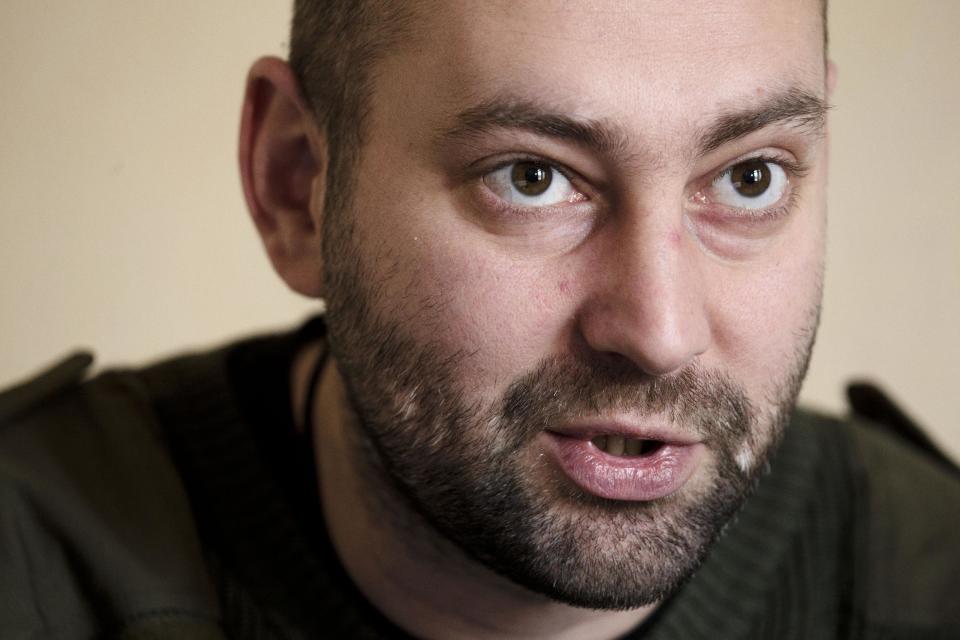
<box><xmin>379</xmin><ymin>0</ymin><xmax>825</xmax><ymax>142</ymax></box>
<box><xmin>419</xmin><ymin>0</ymin><xmax>824</xmax><ymax>76</ymax></box>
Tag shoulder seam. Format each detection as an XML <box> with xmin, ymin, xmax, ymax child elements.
<box><xmin>0</xmin><ymin>352</ymin><xmax>94</xmax><ymax>425</ymax></box>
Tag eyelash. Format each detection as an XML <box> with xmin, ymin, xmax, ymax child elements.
<box><xmin>475</xmin><ymin>152</ymin><xmax>810</xmax><ymax>220</ymax></box>
<box><xmin>485</xmin><ymin>156</ymin><xmax>583</xmax><ymax>185</ymax></box>
<box><xmin>474</xmin><ymin>155</ymin><xmax>590</xmax><ymax>219</ymax></box>
<box><xmin>706</xmin><ymin>153</ymin><xmax>809</xmax><ymax>220</ymax></box>
<box><xmin>730</xmin><ymin>188</ymin><xmax>801</xmax><ymax>223</ymax></box>
<box><xmin>716</xmin><ymin>154</ymin><xmax>810</xmax><ymax>182</ymax></box>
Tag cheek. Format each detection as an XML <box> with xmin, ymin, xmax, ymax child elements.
<box><xmin>707</xmin><ymin>239</ymin><xmax>823</xmax><ymax>396</ymax></box>
<box><xmin>418</xmin><ymin>242</ymin><xmax>579</xmax><ymax>392</ymax></box>
<box><xmin>705</xmin><ymin>165</ymin><xmax>826</xmax><ymax>381</ymax></box>
<box><xmin>353</xmin><ymin>193</ymin><xmax>577</xmax><ymax>399</ymax></box>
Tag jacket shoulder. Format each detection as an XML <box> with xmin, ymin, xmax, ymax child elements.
<box><xmin>844</xmin><ymin>416</ymin><xmax>960</xmax><ymax>634</ymax></box>
<box><xmin>0</xmin><ymin>352</ymin><xmax>94</xmax><ymax>424</ymax></box>
<box><xmin>0</xmin><ymin>352</ymin><xmax>220</xmax><ymax>637</ymax></box>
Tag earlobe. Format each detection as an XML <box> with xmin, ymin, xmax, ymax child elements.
<box><xmin>239</xmin><ymin>56</ymin><xmax>327</xmax><ymax>298</ymax></box>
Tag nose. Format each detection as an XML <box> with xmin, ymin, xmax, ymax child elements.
<box><xmin>577</xmin><ymin>215</ymin><xmax>711</xmax><ymax>376</ymax></box>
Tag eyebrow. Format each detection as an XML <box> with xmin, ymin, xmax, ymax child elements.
<box><xmin>698</xmin><ymin>87</ymin><xmax>829</xmax><ymax>154</ymax></box>
<box><xmin>435</xmin><ymin>96</ymin><xmax>633</xmax><ymax>162</ymax></box>
<box><xmin>434</xmin><ymin>86</ymin><xmax>828</xmax><ymax>162</ymax></box>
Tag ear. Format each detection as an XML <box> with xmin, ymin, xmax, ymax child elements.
<box><xmin>239</xmin><ymin>56</ymin><xmax>327</xmax><ymax>298</ymax></box>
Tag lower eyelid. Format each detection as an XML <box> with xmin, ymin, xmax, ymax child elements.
<box><xmin>700</xmin><ymin>190</ymin><xmax>799</xmax><ymax>223</ymax></box>
<box><xmin>710</xmin><ymin>166</ymin><xmax>789</xmax><ymax>209</ymax></box>
<box><xmin>470</xmin><ymin>180</ymin><xmax>594</xmax><ymax>223</ymax></box>
<box><xmin>485</xmin><ymin>164</ymin><xmax>584</xmax><ymax>206</ymax></box>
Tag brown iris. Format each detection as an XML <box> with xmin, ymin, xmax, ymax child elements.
<box><xmin>730</xmin><ymin>160</ymin><xmax>771</xmax><ymax>198</ymax></box>
<box><xmin>510</xmin><ymin>162</ymin><xmax>553</xmax><ymax>197</ymax></box>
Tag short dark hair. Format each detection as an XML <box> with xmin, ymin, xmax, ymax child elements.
<box><xmin>289</xmin><ymin>0</ymin><xmax>413</xmax><ymax>220</ymax></box>
<box><xmin>289</xmin><ymin>1</ymin><xmax>828</xmax><ymax>219</ymax></box>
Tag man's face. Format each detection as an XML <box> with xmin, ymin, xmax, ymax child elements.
<box><xmin>322</xmin><ymin>0</ymin><xmax>828</xmax><ymax>609</ymax></box>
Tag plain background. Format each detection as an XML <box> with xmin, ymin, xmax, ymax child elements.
<box><xmin>1</xmin><ymin>2</ymin><xmax>958</xmax><ymax>461</ymax></box>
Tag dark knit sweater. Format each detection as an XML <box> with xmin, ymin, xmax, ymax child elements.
<box><xmin>1</xmin><ymin>320</ymin><xmax>958</xmax><ymax>639</ymax></box>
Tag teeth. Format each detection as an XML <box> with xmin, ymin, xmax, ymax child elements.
<box><xmin>591</xmin><ymin>435</ymin><xmax>662</xmax><ymax>457</ymax></box>
<box><xmin>607</xmin><ymin>435</ymin><xmax>625</xmax><ymax>456</ymax></box>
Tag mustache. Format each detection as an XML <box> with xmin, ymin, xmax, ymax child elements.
<box><xmin>495</xmin><ymin>355</ymin><xmax>754</xmax><ymax>449</ymax></box>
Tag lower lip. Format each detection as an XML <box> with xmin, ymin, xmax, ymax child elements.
<box><xmin>542</xmin><ymin>433</ymin><xmax>703</xmax><ymax>502</ymax></box>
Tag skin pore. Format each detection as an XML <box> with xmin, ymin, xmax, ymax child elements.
<box><xmin>242</xmin><ymin>1</ymin><xmax>833</xmax><ymax>638</ymax></box>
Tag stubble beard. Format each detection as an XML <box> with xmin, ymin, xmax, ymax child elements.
<box><xmin>321</xmin><ymin>219</ymin><xmax>818</xmax><ymax>611</ymax></box>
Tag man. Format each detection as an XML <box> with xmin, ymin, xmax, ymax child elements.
<box><xmin>1</xmin><ymin>1</ymin><xmax>958</xmax><ymax>638</ymax></box>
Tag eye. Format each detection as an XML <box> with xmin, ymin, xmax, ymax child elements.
<box><xmin>482</xmin><ymin>161</ymin><xmax>585</xmax><ymax>208</ymax></box>
<box><xmin>710</xmin><ymin>159</ymin><xmax>789</xmax><ymax>210</ymax></box>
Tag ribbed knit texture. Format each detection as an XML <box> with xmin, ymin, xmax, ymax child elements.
<box><xmin>137</xmin><ymin>326</ymin><xmax>859</xmax><ymax>639</ymax></box>
<box><xmin>638</xmin><ymin>411</ymin><xmax>855</xmax><ymax>640</ymax></box>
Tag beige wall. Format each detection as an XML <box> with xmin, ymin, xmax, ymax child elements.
<box><xmin>1</xmin><ymin>2</ymin><xmax>957</xmax><ymax>461</ymax></box>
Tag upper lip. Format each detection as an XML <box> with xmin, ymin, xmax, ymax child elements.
<box><xmin>546</xmin><ymin>420</ymin><xmax>702</xmax><ymax>446</ymax></box>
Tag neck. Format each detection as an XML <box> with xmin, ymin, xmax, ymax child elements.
<box><xmin>298</xmin><ymin>350</ymin><xmax>654</xmax><ymax>640</ymax></box>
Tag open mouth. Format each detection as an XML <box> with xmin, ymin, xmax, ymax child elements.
<box><xmin>542</xmin><ymin>430</ymin><xmax>703</xmax><ymax>501</ymax></box>
<box><xmin>590</xmin><ymin>435</ymin><xmax>666</xmax><ymax>458</ymax></box>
